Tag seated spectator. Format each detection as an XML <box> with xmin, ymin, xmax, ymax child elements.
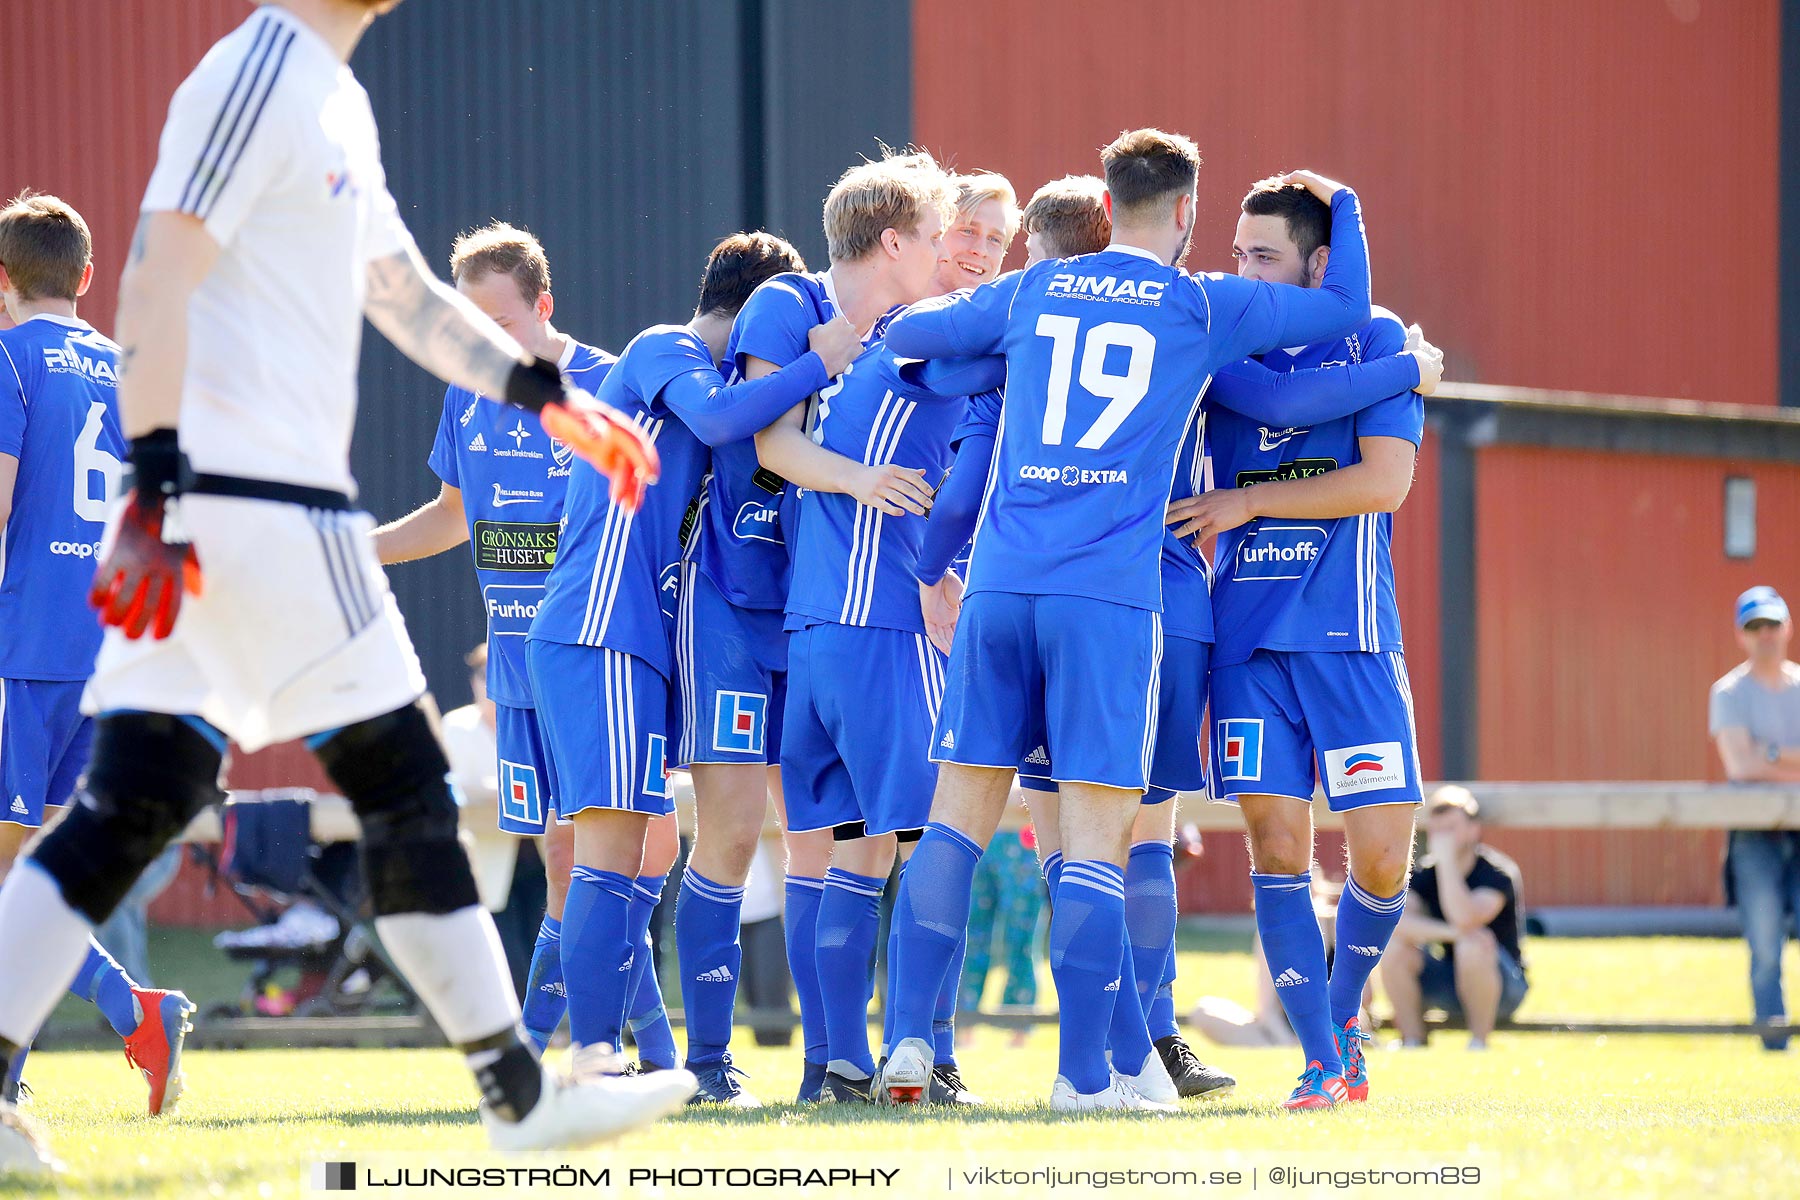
<box><xmin>1380</xmin><ymin>787</ymin><xmax>1526</xmax><ymax>1049</ymax></box>
<box><xmin>1709</xmin><ymin>585</ymin><xmax>1800</xmax><ymax>1052</ymax></box>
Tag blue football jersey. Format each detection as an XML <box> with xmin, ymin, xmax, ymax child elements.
<box><xmin>694</xmin><ymin>271</ymin><xmax>894</xmax><ymax>611</ymax></box>
<box><xmin>0</xmin><ymin>316</ymin><xmax>125</xmax><ymax>681</ymax></box>
<box><xmin>785</xmin><ymin>345</ymin><xmax>966</xmax><ymax>635</ymax></box>
<box><xmin>1206</xmin><ymin>307</ymin><xmax>1424</xmax><ymax>666</ymax></box>
<box><xmin>884</xmin><ymin>189</ymin><xmax>1370</xmax><ymax>615</ymax></box>
<box><xmin>943</xmin><ymin>371</ymin><xmax>1213</xmax><ymax>643</ymax></box>
<box><xmin>427</xmin><ymin>340</ymin><xmax>613</xmax><ymax>707</ymax></box>
<box><xmin>530</xmin><ymin>323</ymin><xmax>831</xmax><ymax>677</ymax></box>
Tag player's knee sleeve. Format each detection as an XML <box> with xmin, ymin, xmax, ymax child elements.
<box><xmin>314</xmin><ymin>702</ymin><xmax>478</xmax><ymax>917</ymax></box>
<box><xmin>832</xmin><ymin>821</ymin><xmax>869</xmax><ymax>843</ymax></box>
<box><xmin>33</xmin><ymin>713</ymin><xmax>225</xmax><ymax>925</ymax></box>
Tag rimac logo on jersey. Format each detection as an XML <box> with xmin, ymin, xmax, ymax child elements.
<box><xmin>499</xmin><ymin>759</ymin><xmax>543</xmax><ymax>827</ymax></box>
<box><xmin>483</xmin><ymin>584</ymin><xmax>542</xmax><ymax>636</ymax></box>
<box><xmin>1044</xmin><ymin>274</ymin><xmax>1165</xmax><ymax>306</ymax></box>
<box><xmin>474</xmin><ymin>521</ymin><xmax>557</xmax><ymax>572</ymax></box>
<box><xmin>1216</xmin><ymin>718</ymin><xmax>1264</xmax><ymax>782</ymax></box>
<box><xmin>492</xmin><ymin>484</ymin><xmax>546</xmax><ymax>508</ymax></box>
<box><xmin>1323</xmin><ymin>742</ymin><xmax>1406</xmax><ymax>798</ymax></box>
<box><xmin>713</xmin><ymin>691</ymin><xmax>767</xmax><ymax>755</ymax></box>
<box><xmin>732</xmin><ymin>502</ymin><xmax>783</xmax><ymax>545</ymax></box>
<box><xmin>42</xmin><ymin>347</ymin><xmax>118</xmax><ymax>384</ymax></box>
<box><xmin>1233</xmin><ymin>524</ymin><xmax>1327</xmax><ymax>582</ymax></box>
<box><xmin>643</xmin><ymin>734</ymin><xmax>670</xmax><ymax>799</ymax></box>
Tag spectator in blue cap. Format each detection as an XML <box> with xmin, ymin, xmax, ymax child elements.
<box><xmin>1710</xmin><ymin>585</ymin><xmax>1800</xmax><ymax>1050</ymax></box>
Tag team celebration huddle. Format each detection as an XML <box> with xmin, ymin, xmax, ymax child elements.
<box><xmin>0</xmin><ymin>0</ymin><xmax>1448</xmax><ymax>1172</ymax></box>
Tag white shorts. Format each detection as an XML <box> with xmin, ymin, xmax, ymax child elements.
<box><xmin>84</xmin><ymin>494</ymin><xmax>426</xmax><ymax>752</ymax></box>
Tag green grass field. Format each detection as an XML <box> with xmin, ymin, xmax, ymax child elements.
<box><xmin>11</xmin><ymin>931</ymin><xmax>1800</xmax><ymax>1198</ymax></box>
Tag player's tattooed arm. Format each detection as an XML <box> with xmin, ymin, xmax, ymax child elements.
<box><xmin>364</xmin><ymin>243</ymin><xmax>530</xmax><ymax>397</ymax></box>
<box><xmin>115</xmin><ymin>211</ymin><xmax>219</xmax><ymax>437</ymax></box>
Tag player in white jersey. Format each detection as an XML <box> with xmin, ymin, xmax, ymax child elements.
<box><xmin>0</xmin><ymin>0</ymin><xmax>681</xmax><ymax>1176</ymax></box>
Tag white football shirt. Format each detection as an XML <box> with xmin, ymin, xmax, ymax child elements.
<box><xmin>141</xmin><ymin>4</ymin><xmax>415</xmax><ymax>494</ymax></box>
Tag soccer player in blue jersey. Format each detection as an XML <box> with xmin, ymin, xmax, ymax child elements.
<box><xmin>908</xmin><ymin>174</ymin><xmax>1435</xmax><ymax>1105</ymax></box>
<box><xmin>1166</xmin><ymin>175</ymin><xmax>1433</xmax><ymax>1109</ymax></box>
<box><xmin>750</xmin><ymin>172</ymin><xmax>1015</xmax><ymax>1105</ymax></box>
<box><xmin>529</xmin><ymin>232</ymin><xmax>859</xmax><ymax>1105</ymax></box>
<box><xmin>675</xmin><ymin>152</ymin><xmax>952</xmax><ymax>1105</ymax></box>
<box><xmin>0</xmin><ymin>192</ymin><xmax>197</xmax><ymax>1117</ymax></box>
<box><xmin>373</xmin><ymin>222</ymin><xmax>686</xmax><ymax>1062</ymax></box>
<box><xmin>879</xmin><ymin>130</ymin><xmax>1375</xmax><ymax>1111</ymax></box>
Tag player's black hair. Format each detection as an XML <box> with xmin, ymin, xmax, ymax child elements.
<box><xmin>696</xmin><ymin>232</ymin><xmax>808</xmax><ymax>317</ymax></box>
<box><xmin>1241</xmin><ymin>177</ymin><xmax>1332</xmax><ymax>262</ymax></box>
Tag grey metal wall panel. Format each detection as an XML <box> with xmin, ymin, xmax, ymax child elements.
<box><xmin>349</xmin><ymin>1</ymin><xmax>751</xmax><ymax>702</ymax></box>
<box><xmin>758</xmin><ymin>0</ymin><xmax>914</xmax><ymax>266</ymax></box>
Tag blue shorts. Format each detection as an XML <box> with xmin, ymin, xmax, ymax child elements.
<box><xmin>493</xmin><ymin>702</ymin><xmax>560</xmax><ymax>835</ymax></box>
<box><xmin>934</xmin><ymin>592</ymin><xmax>1160</xmax><ymax>792</ymax></box>
<box><xmin>1017</xmin><ymin>632</ymin><xmax>1208</xmax><ymax>805</ymax></box>
<box><xmin>782</xmin><ymin>623</ymin><xmax>943</xmax><ymax>836</ymax></box>
<box><xmin>1208</xmin><ymin>649</ymin><xmax>1422</xmax><ymax>812</ymax></box>
<box><xmin>528</xmin><ymin>640</ymin><xmax>673</xmax><ymax>818</ymax></box>
<box><xmin>1</xmin><ymin>679</ymin><xmax>91</xmax><ymax>827</ymax></box>
<box><xmin>673</xmin><ymin>562</ymin><xmax>785</xmax><ymax>768</ymax></box>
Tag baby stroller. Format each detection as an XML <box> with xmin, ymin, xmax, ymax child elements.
<box><xmin>193</xmin><ymin>788</ymin><xmax>419</xmax><ymax>1021</ymax></box>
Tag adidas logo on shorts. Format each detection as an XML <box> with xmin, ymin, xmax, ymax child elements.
<box><xmin>1103</xmin><ymin>977</ymin><xmax>1121</xmax><ymax>992</ymax></box>
<box><xmin>468</xmin><ymin>433</ymin><xmax>487</xmax><ymax>452</ymax></box>
<box><xmin>619</xmin><ymin>953</ymin><xmax>634</xmax><ymax>972</ymax></box>
<box><xmin>1274</xmin><ymin>968</ymin><xmax>1309</xmax><ymax>987</ymax></box>
<box><xmin>539</xmin><ymin>980</ymin><xmax>566</xmax><ymax>997</ymax></box>
<box><xmin>696</xmin><ymin>965</ymin><xmax>734</xmax><ymax>983</ymax></box>
<box><xmin>940</xmin><ymin>730</ymin><xmax>956</xmax><ymax>750</ymax></box>
<box><xmin>9</xmin><ymin>796</ymin><xmax>25</xmax><ymax>815</ymax></box>
<box><xmin>1024</xmin><ymin>746</ymin><xmax>1050</xmax><ymax>767</ymax></box>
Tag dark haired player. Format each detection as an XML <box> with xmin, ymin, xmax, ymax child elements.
<box><xmin>526</xmin><ymin>233</ymin><xmax>858</xmax><ymax>1100</ymax></box>
<box><xmin>881</xmin><ymin>130</ymin><xmax>1373</xmax><ymax>1111</ymax></box>
<box><xmin>1168</xmin><ymin>174</ymin><xmax>1432</xmax><ymax>1109</ymax></box>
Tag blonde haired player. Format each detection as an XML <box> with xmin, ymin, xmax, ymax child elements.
<box><xmin>0</xmin><ymin>0</ymin><xmax>680</xmax><ymax>1175</ymax></box>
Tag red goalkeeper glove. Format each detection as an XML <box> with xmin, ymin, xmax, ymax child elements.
<box><xmin>506</xmin><ymin>358</ymin><xmax>659</xmax><ymax>512</ymax></box>
<box><xmin>90</xmin><ymin>430</ymin><xmax>203</xmax><ymax>640</ymax></box>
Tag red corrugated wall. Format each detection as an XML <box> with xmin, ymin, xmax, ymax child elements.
<box><xmin>0</xmin><ymin>2</ymin><xmax>247</xmax><ymax>333</ymax></box>
<box><xmin>1</xmin><ymin>2</ymin><xmax>283</xmax><ymax>928</ymax></box>
<box><xmin>913</xmin><ymin>0</ymin><xmax>1779</xmax><ymax>406</ymax></box>
<box><xmin>1472</xmin><ymin>446</ymin><xmax>1800</xmax><ymax>904</ymax></box>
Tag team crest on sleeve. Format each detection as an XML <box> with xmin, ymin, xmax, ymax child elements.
<box><xmin>712</xmin><ymin>691</ymin><xmax>767</xmax><ymax>755</ymax></box>
<box><xmin>499</xmin><ymin>760</ymin><xmax>544</xmax><ymax>827</ymax></box>
<box><xmin>643</xmin><ymin>734</ymin><xmax>670</xmax><ymax>798</ymax></box>
<box><xmin>1216</xmin><ymin>719</ymin><xmax>1264</xmax><ymax>782</ymax></box>
<box><xmin>1322</xmin><ymin>741</ymin><xmax>1406</xmax><ymax>798</ymax></box>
